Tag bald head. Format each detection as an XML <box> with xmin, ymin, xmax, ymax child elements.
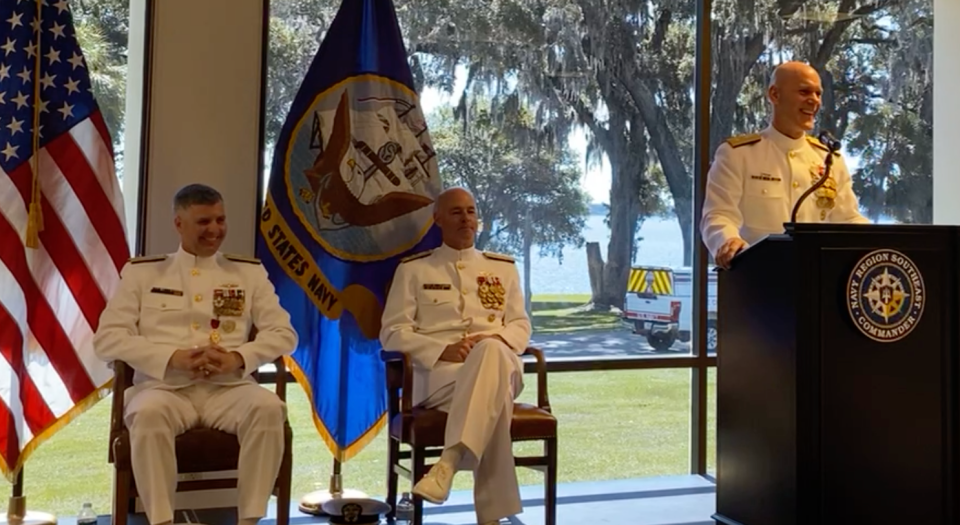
<box><xmin>434</xmin><ymin>186</ymin><xmax>478</xmax><ymax>249</ymax></box>
<box><xmin>767</xmin><ymin>61</ymin><xmax>822</xmax><ymax>139</ymax></box>
<box><xmin>435</xmin><ymin>187</ymin><xmax>475</xmax><ymax>213</ymax></box>
<box><xmin>769</xmin><ymin>61</ymin><xmax>819</xmax><ymax>90</ymax></box>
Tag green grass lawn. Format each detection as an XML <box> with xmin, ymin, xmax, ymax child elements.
<box><xmin>532</xmin><ymin>306</ymin><xmax>624</xmax><ymax>333</ymax></box>
<box><xmin>530</xmin><ymin>293</ymin><xmax>591</xmax><ymax>304</ymax></box>
<box><xmin>528</xmin><ymin>293</ymin><xmax>625</xmax><ymax>332</ymax></box>
<box><xmin>18</xmin><ymin>369</ymin><xmax>715</xmax><ymax>517</ymax></box>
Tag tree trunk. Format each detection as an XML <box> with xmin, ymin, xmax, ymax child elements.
<box><xmin>620</xmin><ymin>77</ymin><xmax>694</xmax><ymax>267</ymax></box>
<box><xmin>709</xmin><ymin>33</ymin><xmax>766</xmax><ymax>154</ymax></box>
<box><xmin>523</xmin><ymin>213</ymin><xmax>533</xmax><ymax>315</ymax></box>
<box><xmin>597</xmin><ymin>157</ymin><xmax>640</xmax><ymax>309</ymax></box>
<box><xmin>476</xmin><ymin>226</ymin><xmax>491</xmax><ymax>251</ymax></box>
<box><xmin>587</xmin><ymin>241</ymin><xmax>604</xmax><ymax>303</ymax></box>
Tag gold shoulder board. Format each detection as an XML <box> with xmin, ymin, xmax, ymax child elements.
<box><xmin>401</xmin><ymin>250</ymin><xmax>433</xmax><ymax>263</ymax></box>
<box><xmin>128</xmin><ymin>254</ymin><xmax>167</xmax><ymax>264</ymax></box>
<box><xmin>806</xmin><ymin>135</ymin><xmax>840</xmax><ymax>155</ymax></box>
<box><xmin>483</xmin><ymin>251</ymin><xmax>515</xmax><ymax>264</ymax></box>
<box><xmin>725</xmin><ymin>133</ymin><xmax>761</xmax><ymax>148</ymax></box>
<box><xmin>223</xmin><ymin>253</ymin><xmax>261</xmax><ymax>264</ymax></box>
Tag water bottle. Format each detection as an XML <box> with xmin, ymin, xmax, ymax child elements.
<box><xmin>395</xmin><ymin>492</ymin><xmax>414</xmax><ymax>525</ymax></box>
<box><xmin>77</xmin><ymin>502</ymin><xmax>97</xmax><ymax>525</ymax></box>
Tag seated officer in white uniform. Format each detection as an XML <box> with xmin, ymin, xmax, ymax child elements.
<box><xmin>93</xmin><ymin>183</ymin><xmax>297</xmax><ymax>525</ymax></box>
<box><xmin>380</xmin><ymin>187</ymin><xmax>531</xmax><ymax>525</ymax></box>
<box><xmin>701</xmin><ymin>61</ymin><xmax>870</xmax><ymax>268</ymax></box>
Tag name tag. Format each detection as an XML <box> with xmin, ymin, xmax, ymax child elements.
<box><xmin>750</xmin><ymin>173</ymin><xmax>781</xmax><ymax>182</ymax></box>
<box><xmin>423</xmin><ymin>283</ymin><xmax>451</xmax><ymax>290</ymax></box>
<box><xmin>150</xmin><ymin>287</ymin><xmax>184</xmax><ymax>296</ymax></box>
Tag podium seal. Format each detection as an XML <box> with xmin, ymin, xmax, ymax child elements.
<box><xmin>847</xmin><ymin>249</ymin><xmax>924</xmax><ymax>343</ymax></box>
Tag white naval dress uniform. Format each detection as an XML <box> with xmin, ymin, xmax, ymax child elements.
<box><xmin>93</xmin><ymin>246</ymin><xmax>297</xmax><ymax>525</ymax></box>
<box><xmin>701</xmin><ymin>125</ymin><xmax>870</xmax><ymax>258</ymax></box>
<box><xmin>379</xmin><ymin>243</ymin><xmax>531</xmax><ymax>524</ymax></box>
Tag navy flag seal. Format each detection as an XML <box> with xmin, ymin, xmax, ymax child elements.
<box><xmin>847</xmin><ymin>249</ymin><xmax>925</xmax><ymax>343</ymax></box>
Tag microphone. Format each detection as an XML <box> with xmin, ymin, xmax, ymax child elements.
<box><xmin>817</xmin><ymin>130</ymin><xmax>842</xmax><ymax>152</ymax></box>
<box><xmin>790</xmin><ymin>129</ymin><xmax>840</xmax><ymax>223</ymax></box>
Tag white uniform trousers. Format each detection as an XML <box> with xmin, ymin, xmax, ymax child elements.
<box><xmin>422</xmin><ymin>339</ymin><xmax>524</xmax><ymax>523</ymax></box>
<box><xmin>123</xmin><ymin>381</ymin><xmax>287</xmax><ymax>524</ymax></box>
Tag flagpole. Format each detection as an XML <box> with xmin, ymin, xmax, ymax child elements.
<box><xmin>298</xmin><ymin>458</ymin><xmax>368</xmax><ymax>516</ymax></box>
<box><xmin>0</xmin><ymin>470</ymin><xmax>55</xmax><ymax>525</ymax></box>
<box><xmin>298</xmin><ymin>337</ymin><xmax>369</xmax><ymax>516</ymax></box>
<box><xmin>3</xmin><ymin>3</ymin><xmax>56</xmax><ymax>523</ymax></box>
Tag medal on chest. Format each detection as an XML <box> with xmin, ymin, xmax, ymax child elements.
<box><xmin>810</xmin><ymin>163</ymin><xmax>837</xmax><ymax>220</ymax></box>
<box><xmin>213</xmin><ymin>288</ymin><xmax>245</xmax><ymax>317</ymax></box>
<box><xmin>210</xmin><ymin>288</ymin><xmax>244</xmax><ymax>343</ymax></box>
<box><xmin>209</xmin><ymin>318</ymin><xmax>222</xmax><ymax>344</ymax></box>
<box><xmin>477</xmin><ymin>273</ymin><xmax>506</xmax><ymax>311</ymax></box>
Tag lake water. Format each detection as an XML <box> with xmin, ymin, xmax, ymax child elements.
<box><xmin>516</xmin><ymin>214</ymin><xmax>685</xmax><ymax>295</ymax></box>
<box><xmin>516</xmin><ymin>212</ymin><xmax>897</xmax><ymax>295</ymax></box>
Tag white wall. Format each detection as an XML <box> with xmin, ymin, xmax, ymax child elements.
<box><xmin>121</xmin><ymin>0</ymin><xmax>146</xmax><ymax>252</ymax></box>
<box><xmin>138</xmin><ymin>0</ymin><xmax>267</xmax><ymax>256</ymax></box>
<box><xmin>934</xmin><ymin>0</ymin><xmax>959</xmax><ymax>224</ymax></box>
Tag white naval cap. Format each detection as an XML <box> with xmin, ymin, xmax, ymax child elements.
<box><xmin>321</xmin><ymin>497</ymin><xmax>392</xmax><ymax>524</ymax></box>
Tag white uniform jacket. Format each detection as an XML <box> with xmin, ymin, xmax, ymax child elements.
<box><xmin>93</xmin><ymin>246</ymin><xmax>297</xmax><ymax>399</ymax></box>
<box><xmin>379</xmin><ymin>244</ymin><xmax>532</xmax><ymax>405</ymax></box>
<box><xmin>701</xmin><ymin>125</ymin><xmax>870</xmax><ymax>257</ymax></box>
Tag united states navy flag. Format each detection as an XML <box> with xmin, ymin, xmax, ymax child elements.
<box><xmin>256</xmin><ymin>0</ymin><xmax>442</xmax><ymax>460</ymax></box>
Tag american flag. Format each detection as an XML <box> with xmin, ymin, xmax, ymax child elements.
<box><xmin>0</xmin><ymin>0</ymin><xmax>128</xmax><ymax>479</ymax></box>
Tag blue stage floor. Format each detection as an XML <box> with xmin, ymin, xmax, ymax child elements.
<box><xmin>71</xmin><ymin>475</ymin><xmax>717</xmax><ymax>525</ymax></box>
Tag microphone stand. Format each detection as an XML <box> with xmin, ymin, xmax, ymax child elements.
<box><xmin>789</xmin><ymin>137</ymin><xmax>840</xmax><ymax>224</ymax></box>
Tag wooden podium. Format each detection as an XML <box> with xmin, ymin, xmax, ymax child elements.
<box><xmin>712</xmin><ymin>223</ymin><xmax>960</xmax><ymax>525</ymax></box>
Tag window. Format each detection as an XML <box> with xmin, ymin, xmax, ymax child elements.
<box><xmin>709</xmin><ymin>0</ymin><xmax>935</xmax><ymax>479</ymax></box>
<box><xmin>265</xmin><ymin>0</ymin><xmax>702</xmax><ymax>494</ymax></box>
<box><xmin>73</xmin><ymin>0</ymin><xmax>136</xmax><ymax>244</ymax></box>
<box><xmin>265</xmin><ymin>0</ymin><xmax>938</xmax><ymax>510</ymax></box>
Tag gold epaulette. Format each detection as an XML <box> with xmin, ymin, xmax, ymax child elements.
<box><xmin>725</xmin><ymin>133</ymin><xmax>761</xmax><ymax>148</ymax></box>
<box><xmin>400</xmin><ymin>249</ymin><xmax>433</xmax><ymax>263</ymax></box>
<box><xmin>128</xmin><ymin>254</ymin><xmax>167</xmax><ymax>264</ymax></box>
<box><xmin>223</xmin><ymin>253</ymin><xmax>261</xmax><ymax>265</ymax></box>
<box><xmin>806</xmin><ymin>135</ymin><xmax>840</xmax><ymax>155</ymax></box>
<box><xmin>483</xmin><ymin>251</ymin><xmax>515</xmax><ymax>264</ymax></box>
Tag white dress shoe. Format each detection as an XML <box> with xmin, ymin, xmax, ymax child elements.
<box><xmin>412</xmin><ymin>461</ymin><xmax>455</xmax><ymax>504</ymax></box>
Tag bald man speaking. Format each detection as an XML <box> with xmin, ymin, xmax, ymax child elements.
<box><xmin>701</xmin><ymin>61</ymin><xmax>870</xmax><ymax>268</ymax></box>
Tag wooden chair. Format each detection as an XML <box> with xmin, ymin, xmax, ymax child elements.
<box><xmin>107</xmin><ymin>357</ymin><xmax>293</xmax><ymax>525</ymax></box>
<box><xmin>382</xmin><ymin>347</ymin><xmax>558</xmax><ymax>525</ymax></box>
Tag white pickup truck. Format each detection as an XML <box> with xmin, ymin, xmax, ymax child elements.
<box><xmin>622</xmin><ymin>266</ymin><xmax>718</xmax><ymax>352</ymax></box>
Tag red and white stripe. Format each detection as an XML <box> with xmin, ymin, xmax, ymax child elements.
<box><xmin>0</xmin><ymin>111</ymin><xmax>129</xmax><ymax>475</ymax></box>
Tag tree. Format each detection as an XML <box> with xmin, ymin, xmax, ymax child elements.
<box><xmin>387</xmin><ymin>0</ymin><xmax>933</xmax><ymax>307</ymax></box>
<box><xmin>430</xmin><ymin>102</ymin><xmax>589</xmax><ymax>312</ymax></box>
<box><xmin>264</xmin><ymin>0</ymin><xmax>341</xmax><ymax>149</ymax></box>
<box><xmin>233</xmin><ymin>0</ymin><xmax>935</xmax><ymax>310</ymax></box>
<box><xmin>845</xmin><ymin>1</ymin><xmax>933</xmax><ymax>223</ymax></box>
<box><xmin>73</xmin><ymin>18</ymin><xmax>126</xmax><ymax>145</ymax></box>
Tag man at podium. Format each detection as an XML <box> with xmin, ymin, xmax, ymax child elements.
<box><xmin>701</xmin><ymin>61</ymin><xmax>869</xmax><ymax>268</ymax></box>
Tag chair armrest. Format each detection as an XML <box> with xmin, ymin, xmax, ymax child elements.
<box><xmin>245</xmin><ymin>325</ymin><xmax>287</xmax><ymax>402</ymax></box>
<box><xmin>522</xmin><ymin>347</ymin><xmax>551</xmax><ymax>412</ymax></box>
<box><xmin>108</xmin><ymin>360</ymin><xmax>132</xmax><ymax>461</ymax></box>
<box><xmin>274</xmin><ymin>356</ymin><xmax>287</xmax><ymax>402</ymax></box>
<box><xmin>381</xmin><ymin>351</ymin><xmax>413</xmax><ymax>414</ymax></box>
